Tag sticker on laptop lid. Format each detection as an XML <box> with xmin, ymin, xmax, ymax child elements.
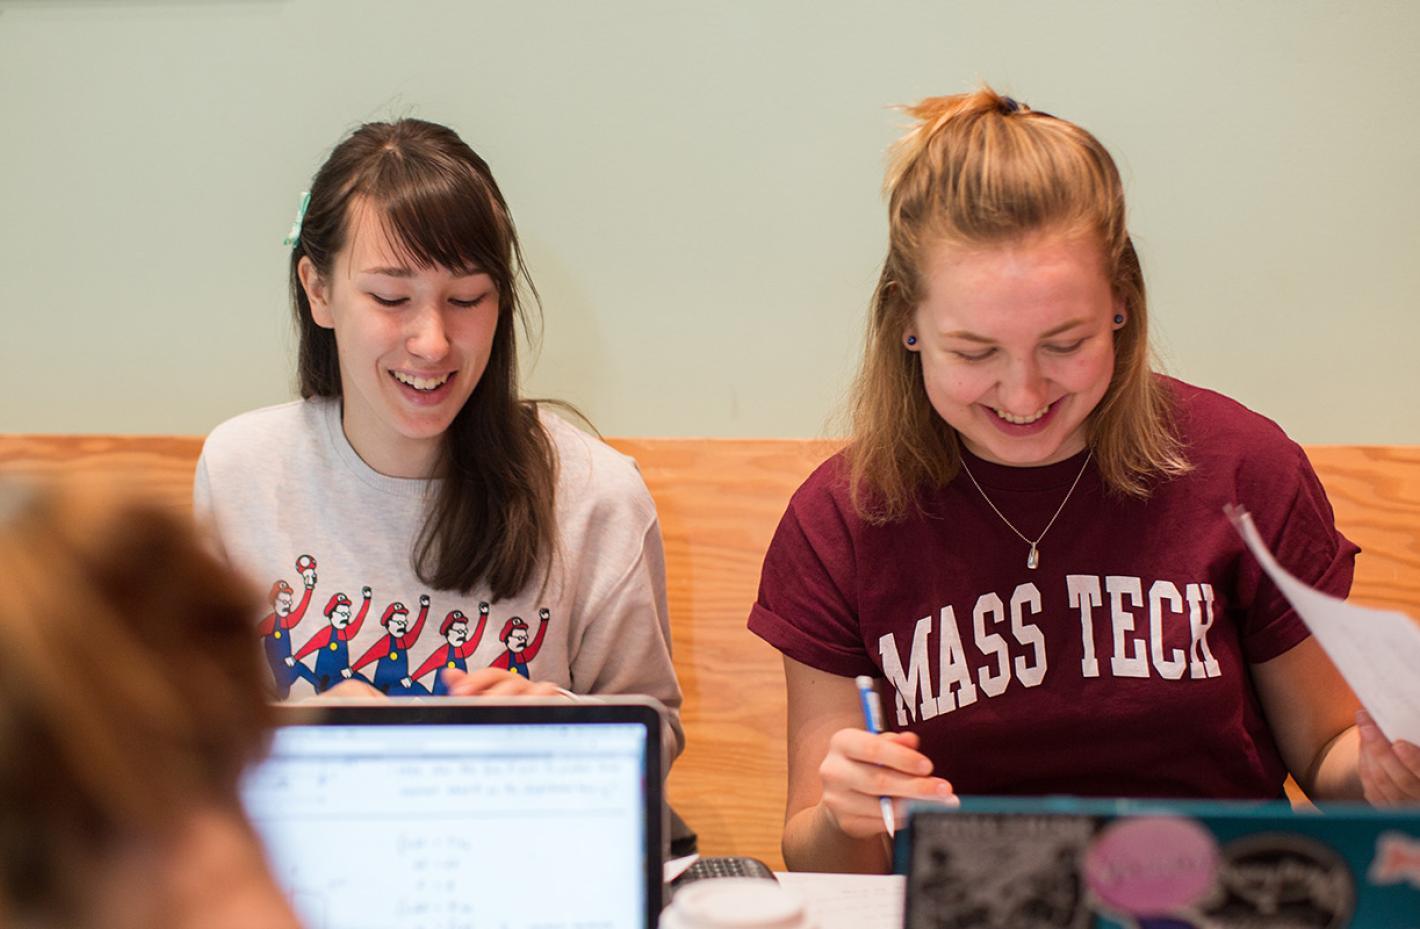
<box><xmin>907</xmin><ymin>812</ymin><xmax>1094</xmax><ymax>929</ymax></box>
<box><xmin>1202</xmin><ymin>832</ymin><xmax>1354</xmax><ymax>929</ymax></box>
<box><xmin>1084</xmin><ymin>816</ymin><xmax>1220</xmax><ymax>917</ymax></box>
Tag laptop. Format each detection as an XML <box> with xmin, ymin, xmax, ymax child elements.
<box><xmin>900</xmin><ymin>796</ymin><xmax>1420</xmax><ymax>929</ymax></box>
<box><xmin>241</xmin><ymin>699</ymin><xmax>664</xmax><ymax>929</ymax></box>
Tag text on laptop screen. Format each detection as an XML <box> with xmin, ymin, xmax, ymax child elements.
<box><xmin>242</xmin><ymin>722</ymin><xmax>649</xmax><ymax>929</ymax></box>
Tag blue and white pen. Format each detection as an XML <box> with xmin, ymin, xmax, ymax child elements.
<box><xmin>854</xmin><ymin>674</ymin><xmax>897</xmax><ymax>838</ymax></box>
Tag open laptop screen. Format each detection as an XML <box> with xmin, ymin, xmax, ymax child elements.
<box><xmin>242</xmin><ymin>701</ymin><xmax>663</xmax><ymax>929</ymax></box>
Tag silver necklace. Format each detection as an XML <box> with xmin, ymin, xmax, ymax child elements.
<box><xmin>958</xmin><ymin>450</ymin><xmax>1094</xmax><ymax>571</ymax></box>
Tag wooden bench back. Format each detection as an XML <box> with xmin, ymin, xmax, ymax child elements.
<box><xmin>2</xmin><ymin>436</ymin><xmax>1418</xmax><ymax>868</ymax></box>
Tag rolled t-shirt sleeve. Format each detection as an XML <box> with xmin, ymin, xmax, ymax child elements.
<box><xmin>1236</xmin><ymin>442</ymin><xmax>1359</xmax><ymax>663</ymax></box>
<box><xmin>749</xmin><ymin>463</ymin><xmax>878</xmax><ymax>679</ymax></box>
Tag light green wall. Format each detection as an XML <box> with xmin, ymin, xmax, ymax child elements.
<box><xmin>2</xmin><ymin>0</ymin><xmax>1417</xmax><ymax>440</ymax></box>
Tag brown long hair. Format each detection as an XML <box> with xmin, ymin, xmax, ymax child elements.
<box><xmin>291</xmin><ymin>119</ymin><xmax>556</xmax><ymax>600</ymax></box>
<box><xmin>0</xmin><ymin>482</ymin><xmax>272</xmax><ymax>924</ymax></box>
<box><xmin>849</xmin><ymin>87</ymin><xmax>1189</xmax><ymax>522</ymax></box>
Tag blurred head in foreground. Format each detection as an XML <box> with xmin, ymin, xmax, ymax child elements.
<box><xmin>0</xmin><ymin>482</ymin><xmax>298</xmax><ymax>929</ymax></box>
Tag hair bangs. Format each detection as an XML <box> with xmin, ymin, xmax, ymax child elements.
<box><xmin>364</xmin><ymin>155</ymin><xmax>513</xmax><ymax>286</ymax></box>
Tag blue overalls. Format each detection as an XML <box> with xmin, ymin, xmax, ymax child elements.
<box><xmin>264</xmin><ymin>631</ymin><xmax>313</xmax><ymax>696</ymax></box>
<box><xmin>373</xmin><ymin>637</ymin><xmax>430</xmax><ymax>697</ymax></box>
<box><xmin>431</xmin><ymin>651</ymin><xmax>469</xmax><ymax>696</ymax></box>
<box><xmin>314</xmin><ymin>637</ymin><xmax>353</xmax><ymax>693</ymax></box>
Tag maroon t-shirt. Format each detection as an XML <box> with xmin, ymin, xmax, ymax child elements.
<box><xmin>749</xmin><ymin>379</ymin><xmax>1357</xmax><ymax>800</ymax></box>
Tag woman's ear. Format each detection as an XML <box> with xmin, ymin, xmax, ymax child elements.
<box><xmin>297</xmin><ymin>257</ymin><xmax>335</xmax><ymax>329</ymax></box>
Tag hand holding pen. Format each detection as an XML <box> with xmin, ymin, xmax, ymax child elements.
<box><xmin>814</xmin><ymin>676</ymin><xmax>957</xmax><ymax>841</ymax></box>
<box><xmin>856</xmin><ymin>675</ymin><xmax>901</xmax><ymax>836</ymax></box>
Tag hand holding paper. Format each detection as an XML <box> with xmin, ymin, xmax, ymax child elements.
<box><xmin>1227</xmin><ymin>505</ymin><xmax>1420</xmax><ymax>803</ymax></box>
<box><xmin>1357</xmin><ymin>707</ymin><xmax>1420</xmax><ymax>804</ymax></box>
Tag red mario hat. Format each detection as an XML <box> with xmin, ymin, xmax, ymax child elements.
<box><xmin>381</xmin><ymin>602</ymin><xmax>409</xmax><ymax>627</ymax></box>
<box><xmin>268</xmin><ymin>579</ymin><xmax>293</xmax><ymax>605</ymax></box>
<box><xmin>324</xmin><ymin>592</ymin><xmax>352</xmax><ymax>617</ymax></box>
<box><xmin>440</xmin><ymin>610</ymin><xmax>468</xmax><ymax>637</ymax></box>
<box><xmin>499</xmin><ymin>617</ymin><xmax>528</xmax><ymax>643</ymax></box>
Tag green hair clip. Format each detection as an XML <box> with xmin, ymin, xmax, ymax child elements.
<box><xmin>282</xmin><ymin>191</ymin><xmax>311</xmax><ymax>247</ymax></box>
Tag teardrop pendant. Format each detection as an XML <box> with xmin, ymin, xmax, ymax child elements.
<box><xmin>1026</xmin><ymin>544</ymin><xmax>1040</xmax><ymax>570</ymax></box>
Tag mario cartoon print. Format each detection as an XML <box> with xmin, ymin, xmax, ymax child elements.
<box><xmin>258</xmin><ymin>554</ymin><xmax>317</xmax><ymax>698</ymax></box>
<box><xmin>288</xmin><ymin>586</ymin><xmax>373</xmax><ymax>693</ymax></box>
<box><xmin>352</xmin><ymin>594</ymin><xmax>431</xmax><ymax>696</ymax></box>
<box><xmin>411</xmin><ymin>602</ymin><xmax>490</xmax><ymax>695</ymax></box>
<box><xmin>489</xmin><ymin>608</ymin><xmax>550</xmax><ymax>678</ymax></box>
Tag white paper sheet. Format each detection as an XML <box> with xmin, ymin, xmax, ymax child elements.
<box><xmin>1227</xmin><ymin>504</ymin><xmax>1420</xmax><ymax>744</ymax></box>
<box><xmin>663</xmin><ymin>853</ymin><xmax>699</xmax><ymax>883</ymax></box>
<box><xmin>774</xmin><ymin>872</ymin><xmax>904</xmax><ymax>929</ymax></box>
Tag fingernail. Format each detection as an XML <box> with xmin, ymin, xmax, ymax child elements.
<box><xmin>934</xmin><ymin>780</ymin><xmax>954</xmax><ymax>797</ymax></box>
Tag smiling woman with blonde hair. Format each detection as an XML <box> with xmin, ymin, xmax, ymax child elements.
<box><xmin>749</xmin><ymin>86</ymin><xmax>1420</xmax><ymax>874</ymax></box>
<box><xmin>0</xmin><ymin>482</ymin><xmax>298</xmax><ymax>929</ymax></box>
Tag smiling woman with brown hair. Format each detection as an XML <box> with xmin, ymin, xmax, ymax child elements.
<box><xmin>0</xmin><ymin>481</ymin><xmax>298</xmax><ymax>928</ymax></box>
<box><xmin>195</xmin><ymin>120</ymin><xmax>682</xmax><ymax>727</ymax></box>
<box><xmin>193</xmin><ymin>117</ymin><xmax>688</xmax><ymax>850</ymax></box>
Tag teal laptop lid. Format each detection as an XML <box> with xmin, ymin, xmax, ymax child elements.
<box><xmin>900</xmin><ymin>796</ymin><xmax>1420</xmax><ymax>929</ymax></box>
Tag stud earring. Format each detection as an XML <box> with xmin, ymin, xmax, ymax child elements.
<box><xmin>905</xmin><ymin>335</ymin><xmax>918</xmax><ymax>347</ymax></box>
<box><xmin>1113</xmin><ymin>314</ymin><xmax>1125</xmax><ymax>326</ymax></box>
